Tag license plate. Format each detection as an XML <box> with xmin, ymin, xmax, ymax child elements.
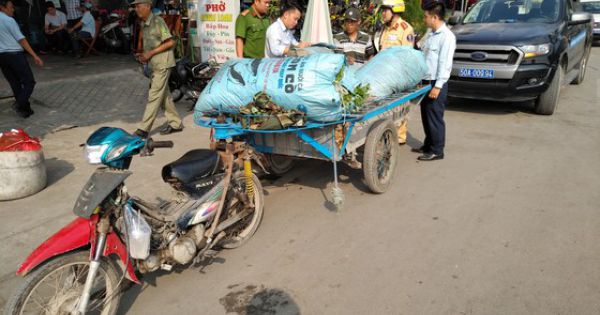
<box><xmin>459</xmin><ymin>68</ymin><xmax>495</xmax><ymax>79</ymax></box>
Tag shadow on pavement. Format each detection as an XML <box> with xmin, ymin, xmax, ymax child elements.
<box><xmin>117</xmin><ymin>254</ymin><xmax>228</xmax><ymax>315</ymax></box>
<box><xmin>446</xmin><ymin>97</ymin><xmax>535</xmax><ymax>115</ymax></box>
<box><xmin>0</xmin><ymin>54</ymin><xmax>196</xmax><ymax>140</ymax></box>
<box><xmin>262</xmin><ymin>158</ymin><xmax>372</xmax><ymax>211</ymax></box>
<box><xmin>45</xmin><ymin>157</ymin><xmax>75</xmax><ymax>186</ymax></box>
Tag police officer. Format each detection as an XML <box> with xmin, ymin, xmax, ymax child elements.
<box><xmin>132</xmin><ymin>0</ymin><xmax>183</xmax><ymax>138</ymax></box>
<box><xmin>374</xmin><ymin>0</ymin><xmax>415</xmax><ymax>145</ymax></box>
<box><xmin>235</xmin><ymin>0</ymin><xmax>270</xmax><ymax>58</ymax></box>
<box><xmin>414</xmin><ymin>1</ymin><xmax>455</xmax><ymax>161</ymax></box>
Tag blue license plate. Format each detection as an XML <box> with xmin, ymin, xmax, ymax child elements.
<box><xmin>459</xmin><ymin>68</ymin><xmax>495</xmax><ymax>79</ymax></box>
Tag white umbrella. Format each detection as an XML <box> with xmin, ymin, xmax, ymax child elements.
<box><xmin>300</xmin><ymin>0</ymin><xmax>333</xmax><ymax>45</ymax></box>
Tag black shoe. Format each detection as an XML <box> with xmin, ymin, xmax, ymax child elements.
<box><xmin>12</xmin><ymin>103</ymin><xmax>32</xmax><ymax>118</ymax></box>
<box><xmin>159</xmin><ymin>125</ymin><xmax>183</xmax><ymax>135</ymax></box>
<box><xmin>411</xmin><ymin>146</ymin><xmax>427</xmax><ymax>153</ymax></box>
<box><xmin>418</xmin><ymin>153</ymin><xmax>444</xmax><ymax>161</ymax></box>
<box><xmin>134</xmin><ymin>129</ymin><xmax>148</xmax><ymax>138</ymax></box>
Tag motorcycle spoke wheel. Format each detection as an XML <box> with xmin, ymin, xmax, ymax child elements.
<box><xmin>219</xmin><ymin>172</ymin><xmax>264</xmax><ymax>249</ymax></box>
<box><xmin>6</xmin><ymin>252</ymin><xmax>121</xmax><ymax>315</ymax></box>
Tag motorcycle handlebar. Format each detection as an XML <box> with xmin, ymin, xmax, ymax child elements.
<box><xmin>145</xmin><ymin>139</ymin><xmax>174</xmax><ymax>150</ymax></box>
<box><xmin>152</xmin><ymin>140</ymin><xmax>174</xmax><ymax>148</ymax></box>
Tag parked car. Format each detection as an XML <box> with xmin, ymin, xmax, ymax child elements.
<box><xmin>447</xmin><ymin>0</ymin><xmax>593</xmax><ymax>115</ymax></box>
<box><xmin>579</xmin><ymin>0</ymin><xmax>600</xmax><ymax>42</ymax></box>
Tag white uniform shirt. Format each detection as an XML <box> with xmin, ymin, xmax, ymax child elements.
<box><xmin>422</xmin><ymin>23</ymin><xmax>456</xmax><ymax>88</ymax></box>
<box><xmin>265</xmin><ymin>18</ymin><xmax>298</xmax><ymax>58</ymax></box>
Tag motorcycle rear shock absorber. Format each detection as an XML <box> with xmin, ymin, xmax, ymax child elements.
<box><xmin>243</xmin><ymin>158</ymin><xmax>254</xmax><ymax>201</ymax></box>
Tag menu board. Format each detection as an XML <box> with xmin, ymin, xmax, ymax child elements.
<box><xmin>197</xmin><ymin>0</ymin><xmax>240</xmax><ymax>63</ymax></box>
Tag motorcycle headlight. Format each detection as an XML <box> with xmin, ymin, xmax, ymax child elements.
<box><xmin>84</xmin><ymin>144</ymin><xmax>109</xmax><ymax>164</ymax></box>
<box><xmin>106</xmin><ymin>144</ymin><xmax>128</xmax><ymax>162</ymax></box>
<box><xmin>519</xmin><ymin>44</ymin><xmax>551</xmax><ymax>59</ymax></box>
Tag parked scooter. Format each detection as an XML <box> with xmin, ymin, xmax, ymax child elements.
<box><xmin>4</xmin><ymin>127</ymin><xmax>264</xmax><ymax>314</ymax></box>
<box><xmin>100</xmin><ymin>10</ymin><xmax>132</xmax><ymax>54</ymax></box>
<box><xmin>169</xmin><ymin>58</ymin><xmax>218</xmax><ymax>108</ymax></box>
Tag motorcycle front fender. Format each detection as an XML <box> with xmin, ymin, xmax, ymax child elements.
<box><xmin>17</xmin><ymin>215</ymin><xmax>141</xmax><ymax>284</ymax></box>
<box><xmin>17</xmin><ymin>217</ymin><xmax>93</xmax><ymax>276</ymax></box>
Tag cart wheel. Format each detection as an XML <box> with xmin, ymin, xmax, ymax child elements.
<box><xmin>363</xmin><ymin>120</ymin><xmax>399</xmax><ymax>194</ymax></box>
<box><xmin>265</xmin><ymin>154</ymin><xmax>296</xmax><ymax>177</ymax></box>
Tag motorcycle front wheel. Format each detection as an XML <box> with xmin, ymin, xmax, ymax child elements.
<box><xmin>4</xmin><ymin>251</ymin><xmax>122</xmax><ymax>315</ymax></box>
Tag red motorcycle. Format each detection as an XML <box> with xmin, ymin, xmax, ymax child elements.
<box><xmin>4</xmin><ymin>127</ymin><xmax>264</xmax><ymax>314</ymax></box>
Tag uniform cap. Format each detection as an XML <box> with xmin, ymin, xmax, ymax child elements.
<box><xmin>344</xmin><ymin>7</ymin><xmax>361</xmax><ymax>21</ymax></box>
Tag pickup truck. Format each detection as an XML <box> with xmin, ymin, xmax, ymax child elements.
<box><xmin>447</xmin><ymin>0</ymin><xmax>593</xmax><ymax>115</ymax></box>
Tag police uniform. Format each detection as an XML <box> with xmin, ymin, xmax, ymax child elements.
<box><xmin>374</xmin><ymin>17</ymin><xmax>415</xmax><ymax>144</ymax></box>
<box><xmin>138</xmin><ymin>10</ymin><xmax>182</xmax><ymax>134</ymax></box>
<box><xmin>235</xmin><ymin>6</ymin><xmax>270</xmax><ymax>58</ymax></box>
<box><xmin>374</xmin><ymin>18</ymin><xmax>415</xmax><ymax>52</ymax></box>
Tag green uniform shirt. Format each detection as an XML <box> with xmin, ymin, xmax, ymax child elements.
<box><xmin>142</xmin><ymin>13</ymin><xmax>175</xmax><ymax>70</ymax></box>
<box><xmin>235</xmin><ymin>7</ymin><xmax>270</xmax><ymax>58</ymax></box>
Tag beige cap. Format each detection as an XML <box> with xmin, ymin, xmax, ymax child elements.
<box><xmin>130</xmin><ymin>0</ymin><xmax>152</xmax><ymax>5</ymax></box>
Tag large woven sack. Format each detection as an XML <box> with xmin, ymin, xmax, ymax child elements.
<box><xmin>355</xmin><ymin>46</ymin><xmax>428</xmax><ymax>97</ymax></box>
<box><xmin>195</xmin><ymin>54</ymin><xmax>346</xmax><ymax>122</ymax></box>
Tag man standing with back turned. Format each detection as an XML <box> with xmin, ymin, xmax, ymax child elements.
<box><xmin>414</xmin><ymin>0</ymin><xmax>455</xmax><ymax>161</ymax></box>
<box><xmin>132</xmin><ymin>0</ymin><xmax>183</xmax><ymax>138</ymax></box>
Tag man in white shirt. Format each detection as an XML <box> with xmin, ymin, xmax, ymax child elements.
<box><xmin>44</xmin><ymin>1</ymin><xmax>69</xmax><ymax>52</ymax></box>
<box><xmin>413</xmin><ymin>0</ymin><xmax>455</xmax><ymax>161</ymax></box>
<box><xmin>265</xmin><ymin>3</ymin><xmax>310</xmax><ymax>58</ymax></box>
<box><xmin>67</xmin><ymin>2</ymin><xmax>95</xmax><ymax>58</ymax></box>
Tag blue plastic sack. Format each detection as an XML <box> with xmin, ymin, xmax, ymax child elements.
<box><xmin>355</xmin><ymin>46</ymin><xmax>427</xmax><ymax>97</ymax></box>
<box><xmin>195</xmin><ymin>54</ymin><xmax>347</xmax><ymax>122</ymax></box>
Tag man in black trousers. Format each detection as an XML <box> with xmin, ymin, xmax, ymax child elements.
<box><xmin>414</xmin><ymin>1</ymin><xmax>456</xmax><ymax>161</ymax></box>
<box><xmin>0</xmin><ymin>0</ymin><xmax>44</xmax><ymax>118</ymax></box>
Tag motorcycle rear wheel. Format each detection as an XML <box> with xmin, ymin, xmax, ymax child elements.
<box><xmin>4</xmin><ymin>251</ymin><xmax>122</xmax><ymax>315</ymax></box>
<box><xmin>219</xmin><ymin>172</ymin><xmax>264</xmax><ymax>249</ymax></box>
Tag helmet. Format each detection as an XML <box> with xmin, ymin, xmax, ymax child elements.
<box><xmin>379</xmin><ymin>0</ymin><xmax>405</xmax><ymax>13</ymax></box>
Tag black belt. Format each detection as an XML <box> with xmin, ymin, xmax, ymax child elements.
<box><xmin>0</xmin><ymin>51</ymin><xmax>24</xmax><ymax>55</ymax></box>
<box><xmin>421</xmin><ymin>79</ymin><xmax>436</xmax><ymax>85</ymax></box>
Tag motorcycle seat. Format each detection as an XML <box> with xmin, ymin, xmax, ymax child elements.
<box><xmin>162</xmin><ymin>149</ymin><xmax>220</xmax><ymax>185</ymax></box>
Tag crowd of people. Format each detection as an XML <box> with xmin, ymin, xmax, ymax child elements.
<box><xmin>1</xmin><ymin>0</ymin><xmax>455</xmax><ymax>160</ymax></box>
<box><xmin>235</xmin><ymin>0</ymin><xmax>455</xmax><ymax>160</ymax></box>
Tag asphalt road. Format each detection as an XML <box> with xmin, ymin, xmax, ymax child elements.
<box><xmin>1</xmin><ymin>50</ymin><xmax>599</xmax><ymax>314</ymax></box>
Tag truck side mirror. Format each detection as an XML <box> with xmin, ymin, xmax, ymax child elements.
<box><xmin>568</xmin><ymin>12</ymin><xmax>593</xmax><ymax>25</ymax></box>
<box><xmin>448</xmin><ymin>15</ymin><xmax>463</xmax><ymax>26</ymax></box>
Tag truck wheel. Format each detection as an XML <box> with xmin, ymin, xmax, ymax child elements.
<box><xmin>535</xmin><ymin>66</ymin><xmax>563</xmax><ymax>115</ymax></box>
<box><xmin>363</xmin><ymin>120</ymin><xmax>398</xmax><ymax>194</ymax></box>
<box><xmin>572</xmin><ymin>44</ymin><xmax>590</xmax><ymax>85</ymax></box>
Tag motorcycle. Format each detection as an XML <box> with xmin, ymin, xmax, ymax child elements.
<box><xmin>169</xmin><ymin>58</ymin><xmax>218</xmax><ymax>108</ymax></box>
<box><xmin>4</xmin><ymin>126</ymin><xmax>264</xmax><ymax>314</ymax></box>
<box><xmin>100</xmin><ymin>10</ymin><xmax>132</xmax><ymax>54</ymax></box>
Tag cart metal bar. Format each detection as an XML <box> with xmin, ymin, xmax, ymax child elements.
<box><xmin>357</xmin><ymin>86</ymin><xmax>431</xmax><ymax>122</ymax></box>
<box><xmin>295</xmin><ymin>129</ymin><xmax>336</xmax><ymax>160</ymax></box>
